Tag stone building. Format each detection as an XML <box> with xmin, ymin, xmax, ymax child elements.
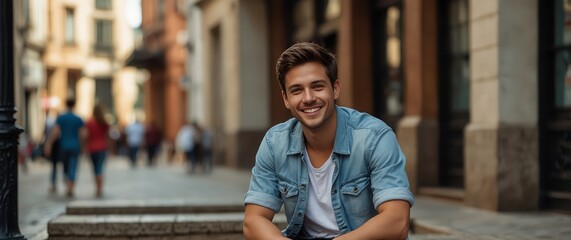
<box><xmin>13</xmin><ymin>0</ymin><xmax>48</xmax><ymax>141</ymax></box>
<box><xmin>185</xmin><ymin>0</ymin><xmax>569</xmax><ymax>213</ymax></box>
<box><xmin>127</xmin><ymin>0</ymin><xmax>188</xmax><ymax>143</ymax></box>
<box><xmin>43</xmin><ymin>0</ymin><xmax>138</xmax><ymax>126</ymax></box>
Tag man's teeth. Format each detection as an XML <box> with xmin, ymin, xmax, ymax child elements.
<box><xmin>303</xmin><ymin>107</ymin><xmax>320</xmax><ymax>113</ymax></box>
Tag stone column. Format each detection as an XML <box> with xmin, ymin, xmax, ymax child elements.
<box><xmin>337</xmin><ymin>0</ymin><xmax>373</xmax><ymax>112</ymax></box>
<box><xmin>0</xmin><ymin>0</ymin><xmax>26</xmax><ymax>239</ymax></box>
<box><xmin>465</xmin><ymin>0</ymin><xmax>539</xmax><ymax>211</ymax></box>
<box><xmin>398</xmin><ymin>0</ymin><xmax>440</xmax><ymax>193</ymax></box>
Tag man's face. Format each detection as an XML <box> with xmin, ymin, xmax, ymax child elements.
<box><xmin>282</xmin><ymin>61</ymin><xmax>340</xmax><ymax>130</ymax></box>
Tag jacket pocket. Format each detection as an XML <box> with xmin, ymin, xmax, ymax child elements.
<box><xmin>340</xmin><ymin>176</ymin><xmax>375</xmax><ymax>218</ymax></box>
<box><xmin>278</xmin><ymin>180</ymin><xmax>299</xmax><ymax>219</ymax></box>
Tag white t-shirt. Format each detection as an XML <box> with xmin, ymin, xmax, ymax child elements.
<box><xmin>300</xmin><ymin>149</ymin><xmax>340</xmax><ymax>238</ymax></box>
<box><xmin>175</xmin><ymin>125</ymin><xmax>195</xmax><ymax>152</ymax></box>
<box><xmin>125</xmin><ymin>122</ymin><xmax>145</xmax><ymax>146</ymax></box>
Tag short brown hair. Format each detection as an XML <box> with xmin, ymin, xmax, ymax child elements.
<box><xmin>275</xmin><ymin>42</ymin><xmax>337</xmax><ymax>92</ymax></box>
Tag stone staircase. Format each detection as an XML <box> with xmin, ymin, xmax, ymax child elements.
<box><xmin>47</xmin><ymin>199</ymin><xmax>287</xmax><ymax>239</ymax></box>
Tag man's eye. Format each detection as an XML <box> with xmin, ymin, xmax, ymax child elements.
<box><xmin>290</xmin><ymin>89</ymin><xmax>301</xmax><ymax>95</ymax></box>
<box><xmin>313</xmin><ymin>85</ymin><xmax>325</xmax><ymax>90</ymax></box>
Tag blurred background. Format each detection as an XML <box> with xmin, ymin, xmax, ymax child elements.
<box><xmin>10</xmin><ymin>0</ymin><xmax>570</xmax><ymax>230</ymax></box>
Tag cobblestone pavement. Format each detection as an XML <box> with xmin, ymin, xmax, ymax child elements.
<box><xmin>18</xmin><ymin>154</ymin><xmax>251</xmax><ymax>239</ymax></box>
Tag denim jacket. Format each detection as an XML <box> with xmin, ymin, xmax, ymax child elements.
<box><xmin>244</xmin><ymin>106</ymin><xmax>414</xmax><ymax>238</ymax></box>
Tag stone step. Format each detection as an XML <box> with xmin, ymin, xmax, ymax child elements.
<box><xmin>66</xmin><ymin>199</ymin><xmax>245</xmax><ymax>215</ymax></box>
<box><xmin>48</xmin><ymin>212</ymin><xmax>287</xmax><ymax>239</ymax></box>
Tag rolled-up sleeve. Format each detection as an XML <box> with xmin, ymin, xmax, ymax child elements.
<box><xmin>244</xmin><ymin>133</ymin><xmax>283</xmax><ymax>213</ymax></box>
<box><xmin>369</xmin><ymin>130</ymin><xmax>415</xmax><ymax>208</ymax></box>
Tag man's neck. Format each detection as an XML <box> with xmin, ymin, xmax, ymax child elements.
<box><xmin>303</xmin><ymin>110</ymin><xmax>337</xmax><ymax>154</ymax></box>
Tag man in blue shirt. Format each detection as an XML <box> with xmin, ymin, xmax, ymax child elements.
<box><xmin>45</xmin><ymin>98</ymin><xmax>86</xmax><ymax>197</ymax></box>
<box><xmin>243</xmin><ymin>43</ymin><xmax>414</xmax><ymax>239</ymax></box>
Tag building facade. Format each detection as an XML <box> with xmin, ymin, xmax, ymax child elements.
<box><xmin>186</xmin><ymin>0</ymin><xmax>569</xmax><ymax>213</ymax></box>
<box><xmin>43</xmin><ymin>0</ymin><xmax>138</xmax><ymax>128</ymax></box>
<box><xmin>13</xmin><ymin>0</ymin><xmax>48</xmax><ymax>142</ymax></box>
<box><xmin>128</xmin><ymin>0</ymin><xmax>188</xmax><ymax>143</ymax></box>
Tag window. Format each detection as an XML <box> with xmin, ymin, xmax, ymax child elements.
<box><xmin>438</xmin><ymin>0</ymin><xmax>470</xmax><ymax>188</ymax></box>
<box><xmin>95</xmin><ymin>0</ymin><xmax>112</xmax><ymax>10</ymax></box>
<box><xmin>447</xmin><ymin>0</ymin><xmax>470</xmax><ymax>112</ymax></box>
<box><xmin>371</xmin><ymin>1</ymin><xmax>404</xmax><ymax>129</ymax></box>
<box><xmin>94</xmin><ymin>19</ymin><xmax>113</xmax><ymax>53</ymax></box>
<box><xmin>64</xmin><ymin>8</ymin><xmax>75</xmax><ymax>45</ymax></box>
<box><xmin>539</xmin><ymin>0</ymin><xmax>571</xmax><ymax>212</ymax></box>
<box><xmin>554</xmin><ymin>0</ymin><xmax>571</xmax><ymax>109</ymax></box>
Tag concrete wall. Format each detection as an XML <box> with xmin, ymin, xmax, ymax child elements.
<box><xmin>465</xmin><ymin>0</ymin><xmax>538</xmax><ymax>211</ymax></box>
<box><xmin>201</xmin><ymin>0</ymin><xmax>269</xmax><ymax>169</ymax></box>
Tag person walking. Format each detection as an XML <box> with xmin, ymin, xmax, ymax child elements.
<box><xmin>124</xmin><ymin>118</ymin><xmax>145</xmax><ymax>168</ymax></box>
<box><xmin>44</xmin><ymin>98</ymin><xmax>86</xmax><ymax>197</ymax></box>
<box><xmin>201</xmin><ymin>127</ymin><xmax>213</xmax><ymax>173</ymax></box>
<box><xmin>176</xmin><ymin>121</ymin><xmax>196</xmax><ymax>173</ymax></box>
<box><xmin>243</xmin><ymin>43</ymin><xmax>414</xmax><ymax>239</ymax></box>
<box><xmin>43</xmin><ymin>110</ymin><xmax>62</xmax><ymax>193</ymax></box>
<box><xmin>85</xmin><ymin>104</ymin><xmax>109</xmax><ymax>197</ymax></box>
<box><xmin>144</xmin><ymin>121</ymin><xmax>162</xmax><ymax>166</ymax></box>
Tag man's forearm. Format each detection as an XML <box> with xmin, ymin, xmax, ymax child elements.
<box><xmin>243</xmin><ymin>215</ymin><xmax>289</xmax><ymax>240</ymax></box>
<box><xmin>335</xmin><ymin>201</ymin><xmax>410</xmax><ymax>240</ymax></box>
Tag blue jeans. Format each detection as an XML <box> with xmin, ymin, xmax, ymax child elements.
<box><xmin>185</xmin><ymin>148</ymin><xmax>198</xmax><ymax>171</ymax></box>
<box><xmin>128</xmin><ymin>146</ymin><xmax>139</xmax><ymax>166</ymax></box>
<box><xmin>60</xmin><ymin>149</ymin><xmax>80</xmax><ymax>181</ymax></box>
<box><xmin>90</xmin><ymin>151</ymin><xmax>106</xmax><ymax>176</ymax></box>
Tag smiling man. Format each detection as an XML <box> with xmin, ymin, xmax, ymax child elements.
<box><xmin>243</xmin><ymin>42</ymin><xmax>414</xmax><ymax>240</ymax></box>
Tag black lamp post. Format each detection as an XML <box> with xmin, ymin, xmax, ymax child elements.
<box><xmin>0</xmin><ymin>0</ymin><xmax>26</xmax><ymax>239</ymax></box>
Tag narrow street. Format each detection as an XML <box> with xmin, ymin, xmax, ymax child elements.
<box><xmin>18</xmin><ymin>154</ymin><xmax>252</xmax><ymax>239</ymax></box>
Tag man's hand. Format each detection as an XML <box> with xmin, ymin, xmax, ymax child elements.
<box><xmin>243</xmin><ymin>204</ymin><xmax>290</xmax><ymax>240</ymax></box>
<box><xmin>334</xmin><ymin>200</ymin><xmax>410</xmax><ymax>240</ymax></box>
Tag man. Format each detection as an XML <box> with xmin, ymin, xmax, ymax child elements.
<box><xmin>243</xmin><ymin>42</ymin><xmax>414</xmax><ymax>240</ymax></box>
<box><xmin>125</xmin><ymin>118</ymin><xmax>145</xmax><ymax>168</ymax></box>
<box><xmin>175</xmin><ymin>121</ymin><xmax>197</xmax><ymax>173</ymax></box>
<box><xmin>44</xmin><ymin>98</ymin><xmax>86</xmax><ymax>197</ymax></box>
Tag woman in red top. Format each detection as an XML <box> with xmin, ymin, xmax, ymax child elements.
<box><xmin>86</xmin><ymin>104</ymin><xmax>109</xmax><ymax>197</ymax></box>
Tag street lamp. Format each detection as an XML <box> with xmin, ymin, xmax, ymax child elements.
<box><xmin>0</xmin><ymin>0</ymin><xmax>26</xmax><ymax>239</ymax></box>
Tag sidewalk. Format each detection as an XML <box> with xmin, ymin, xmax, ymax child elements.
<box><xmin>18</xmin><ymin>155</ymin><xmax>251</xmax><ymax>239</ymax></box>
<box><xmin>19</xmin><ymin>155</ymin><xmax>571</xmax><ymax>240</ymax></box>
<box><xmin>411</xmin><ymin>196</ymin><xmax>571</xmax><ymax>239</ymax></box>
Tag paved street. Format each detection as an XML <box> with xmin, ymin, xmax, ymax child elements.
<box><xmin>18</xmin><ymin>154</ymin><xmax>251</xmax><ymax>239</ymax></box>
<box><xmin>17</xmin><ymin>153</ymin><xmax>571</xmax><ymax>240</ymax></box>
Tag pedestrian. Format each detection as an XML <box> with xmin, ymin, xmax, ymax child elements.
<box><xmin>175</xmin><ymin>121</ymin><xmax>196</xmax><ymax>173</ymax></box>
<box><xmin>191</xmin><ymin>122</ymin><xmax>203</xmax><ymax>170</ymax></box>
<box><xmin>243</xmin><ymin>43</ymin><xmax>414</xmax><ymax>239</ymax></box>
<box><xmin>201</xmin><ymin>127</ymin><xmax>213</xmax><ymax>173</ymax></box>
<box><xmin>124</xmin><ymin>118</ymin><xmax>145</xmax><ymax>168</ymax></box>
<box><xmin>43</xmin><ymin>110</ymin><xmax>62</xmax><ymax>193</ymax></box>
<box><xmin>144</xmin><ymin>121</ymin><xmax>162</xmax><ymax>166</ymax></box>
<box><xmin>85</xmin><ymin>104</ymin><xmax>109</xmax><ymax>197</ymax></box>
<box><xmin>44</xmin><ymin>98</ymin><xmax>86</xmax><ymax>198</ymax></box>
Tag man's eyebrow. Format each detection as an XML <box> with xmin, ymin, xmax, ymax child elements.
<box><xmin>286</xmin><ymin>79</ymin><xmax>328</xmax><ymax>91</ymax></box>
<box><xmin>311</xmin><ymin>79</ymin><xmax>327</xmax><ymax>84</ymax></box>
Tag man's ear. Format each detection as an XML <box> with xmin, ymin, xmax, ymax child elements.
<box><xmin>281</xmin><ymin>91</ymin><xmax>291</xmax><ymax>109</ymax></box>
<box><xmin>333</xmin><ymin>80</ymin><xmax>340</xmax><ymax>100</ymax></box>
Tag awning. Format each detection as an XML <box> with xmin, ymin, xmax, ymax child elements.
<box><xmin>125</xmin><ymin>48</ymin><xmax>165</xmax><ymax>68</ymax></box>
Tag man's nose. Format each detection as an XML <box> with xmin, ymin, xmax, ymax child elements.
<box><xmin>302</xmin><ymin>89</ymin><xmax>316</xmax><ymax>102</ymax></box>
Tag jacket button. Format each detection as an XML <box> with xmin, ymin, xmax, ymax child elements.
<box><xmin>332</xmin><ymin>189</ymin><xmax>337</xmax><ymax>194</ymax></box>
<box><xmin>353</xmin><ymin>187</ymin><xmax>358</xmax><ymax>193</ymax></box>
<box><xmin>300</xmin><ymin>184</ymin><xmax>305</xmax><ymax>189</ymax></box>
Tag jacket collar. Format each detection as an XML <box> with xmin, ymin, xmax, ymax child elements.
<box><xmin>287</xmin><ymin>106</ymin><xmax>352</xmax><ymax>156</ymax></box>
